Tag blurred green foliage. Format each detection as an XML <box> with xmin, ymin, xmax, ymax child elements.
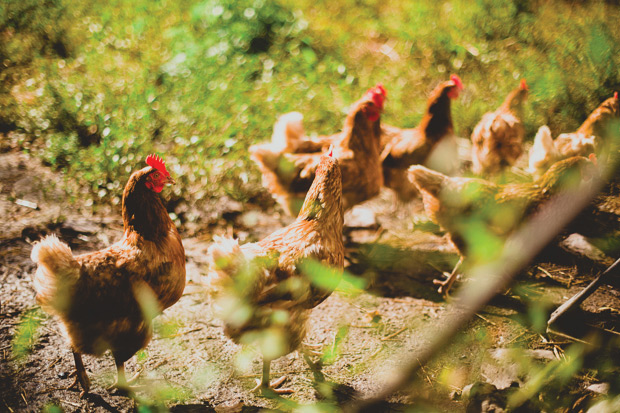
<box><xmin>4</xmin><ymin>3</ymin><xmax>620</xmax><ymax>407</ymax></box>
<box><xmin>1</xmin><ymin>0</ymin><xmax>619</xmax><ymax>214</ymax></box>
<box><xmin>42</xmin><ymin>403</ymin><xmax>63</xmax><ymax>413</ymax></box>
<box><xmin>11</xmin><ymin>308</ymin><xmax>45</xmax><ymax>360</ymax></box>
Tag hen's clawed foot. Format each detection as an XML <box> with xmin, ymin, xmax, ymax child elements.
<box><xmin>433</xmin><ymin>258</ymin><xmax>463</xmax><ymax>297</ymax></box>
<box><xmin>432</xmin><ymin>274</ymin><xmax>454</xmax><ymax>296</ymax></box>
<box><xmin>66</xmin><ymin>371</ymin><xmax>91</xmax><ymax>398</ymax></box>
<box><xmin>107</xmin><ymin>371</ymin><xmax>142</xmax><ymax>395</ymax></box>
<box><xmin>302</xmin><ymin>342</ymin><xmax>324</xmax><ymax>357</ymax></box>
<box><xmin>108</xmin><ymin>360</ymin><xmax>142</xmax><ymax>396</ymax></box>
<box><xmin>251</xmin><ymin>376</ymin><xmax>294</xmax><ymax>395</ymax></box>
<box><xmin>68</xmin><ymin>352</ymin><xmax>91</xmax><ymax>398</ymax></box>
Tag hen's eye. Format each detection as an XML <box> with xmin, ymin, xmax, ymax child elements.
<box><xmin>152</xmin><ymin>172</ymin><xmax>160</xmax><ymax>179</ymax></box>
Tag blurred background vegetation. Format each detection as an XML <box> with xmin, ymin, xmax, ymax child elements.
<box><xmin>1</xmin><ymin>0</ymin><xmax>619</xmax><ymax>217</ymax></box>
<box><xmin>3</xmin><ymin>1</ymin><xmax>620</xmax><ymax>410</ymax></box>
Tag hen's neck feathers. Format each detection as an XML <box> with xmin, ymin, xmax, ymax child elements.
<box><xmin>340</xmin><ymin>99</ymin><xmax>381</xmax><ymax>155</ymax></box>
<box><xmin>419</xmin><ymin>81</ymin><xmax>453</xmax><ymax>140</ymax></box>
<box><xmin>297</xmin><ymin>157</ymin><xmax>343</xmax><ymax>228</ymax></box>
<box><xmin>577</xmin><ymin>96</ymin><xmax>620</xmax><ymax>135</ymax></box>
<box><xmin>122</xmin><ymin>168</ymin><xmax>172</xmax><ymax>241</ymax></box>
<box><xmin>500</xmin><ymin>87</ymin><xmax>527</xmax><ymax>113</ymax></box>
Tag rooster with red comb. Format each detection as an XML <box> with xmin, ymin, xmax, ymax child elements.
<box><xmin>30</xmin><ymin>154</ymin><xmax>185</xmax><ymax>397</ymax></box>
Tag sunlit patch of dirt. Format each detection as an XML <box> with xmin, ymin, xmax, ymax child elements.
<box><xmin>1</xmin><ymin>150</ymin><xmax>618</xmax><ymax>412</ymax></box>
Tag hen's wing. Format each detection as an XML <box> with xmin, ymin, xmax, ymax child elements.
<box><xmin>554</xmin><ymin>133</ymin><xmax>597</xmax><ymax>158</ymax></box>
<box><xmin>472</xmin><ymin>111</ymin><xmax>524</xmax><ymax>175</ymax></box>
<box><xmin>31</xmin><ymin>236</ymin><xmax>166</xmax><ymax>355</ymax></box>
<box><xmin>254</xmin><ymin>220</ymin><xmax>343</xmax><ymax>309</ymax></box>
<box><xmin>382</xmin><ymin>127</ymin><xmax>428</xmax><ymax>168</ymax></box>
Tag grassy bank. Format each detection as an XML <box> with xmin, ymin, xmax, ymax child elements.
<box><xmin>1</xmin><ymin>0</ymin><xmax>619</xmax><ymax>211</ymax></box>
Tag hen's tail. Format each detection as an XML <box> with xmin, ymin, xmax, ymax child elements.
<box><xmin>528</xmin><ymin>125</ymin><xmax>557</xmax><ymax>175</ymax></box>
<box><xmin>272</xmin><ymin>111</ymin><xmax>304</xmax><ymax>152</ymax></box>
<box><xmin>249</xmin><ymin>112</ymin><xmax>305</xmax><ymax>170</ymax></box>
<box><xmin>407</xmin><ymin>165</ymin><xmax>448</xmax><ymax>198</ymax></box>
<box><xmin>30</xmin><ymin>234</ymin><xmax>80</xmax><ymax>312</ymax></box>
<box><xmin>207</xmin><ymin>236</ymin><xmax>245</xmax><ymax>285</ymax></box>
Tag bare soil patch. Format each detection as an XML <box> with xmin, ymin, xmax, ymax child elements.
<box><xmin>1</xmin><ymin>151</ymin><xmax>619</xmax><ymax>412</ymax></box>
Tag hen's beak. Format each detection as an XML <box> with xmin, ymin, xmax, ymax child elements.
<box><xmin>165</xmin><ymin>175</ymin><xmax>176</xmax><ymax>185</ymax></box>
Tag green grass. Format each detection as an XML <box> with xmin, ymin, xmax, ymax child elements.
<box><xmin>1</xmin><ymin>0</ymin><xmax>619</xmax><ymax>216</ymax></box>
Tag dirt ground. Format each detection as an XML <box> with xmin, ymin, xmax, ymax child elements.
<box><xmin>1</xmin><ymin>150</ymin><xmax>619</xmax><ymax>412</ymax></box>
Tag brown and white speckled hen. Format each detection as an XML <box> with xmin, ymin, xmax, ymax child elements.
<box><xmin>529</xmin><ymin>92</ymin><xmax>619</xmax><ymax>177</ymax></box>
<box><xmin>208</xmin><ymin>149</ymin><xmax>343</xmax><ymax>394</ymax></box>
<box><xmin>250</xmin><ymin>85</ymin><xmax>385</xmax><ymax>215</ymax></box>
<box><xmin>471</xmin><ymin>79</ymin><xmax>528</xmax><ymax>176</ymax></box>
<box><xmin>409</xmin><ymin>155</ymin><xmax>596</xmax><ymax>296</ymax></box>
<box><xmin>380</xmin><ymin>75</ymin><xmax>464</xmax><ymax>202</ymax></box>
<box><xmin>30</xmin><ymin>155</ymin><xmax>185</xmax><ymax>397</ymax></box>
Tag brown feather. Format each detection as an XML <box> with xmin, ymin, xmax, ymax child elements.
<box><xmin>210</xmin><ymin>153</ymin><xmax>343</xmax><ymax>361</ymax></box>
<box><xmin>471</xmin><ymin>83</ymin><xmax>527</xmax><ymax>175</ymax></box>
<box><xmin>31</xmin><ymin>165</ymin><xmax>185</xmax><ymax>363</ymax></box>
<box><xmin>409</xmin><ymin>156</ymin><xmax>593</xmax><ymax>261</ymax></box>
<box><xmin>380</xmin><ymin>78</ymin><xmax>461</xmax><ymax>201</ymax></box>
<box><xmin>251</xmin><ymin>91</ymin><xmax>383</xmax><ymax>215</ymax></box>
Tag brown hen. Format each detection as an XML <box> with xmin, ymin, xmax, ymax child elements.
<box><xmin>471</xmin><ymin>79</ymin><xmax>528</xmax><ymax>176</ymax></box>
<box><xmin>208</xmin><ymin>149</ymin><xmax>343</xmax><ymax>394</ymax></box>
<box><xmin>250</xmin><ymin>85</ymin><xmax>386</xmax><ymax>215</ymax></box>
<box><xmin>409</xmin><ymin>156</ymin><xmax>596</xmax><ymax>295</ymax></box>
<box><xmin>529</xmin><ymin>92</ymin><xmax>619</xmax><ymax>177</ymax></box>
<box><xmin>30</xmin><ymin>155</ymin><xmax>185</xmax><ymax>397</ymax></box>
<box><xmin>381</xmin><ymin>75</ymin><xmax>464</xmax><ymax>201</ymax></box>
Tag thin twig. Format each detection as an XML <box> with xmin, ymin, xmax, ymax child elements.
<box><xmin>239</xmin><ymin>370</ymin><xmax>300</xmax><ymax>379</ymax></box>
<box><xmin>47</xmin><ymin>356</ymin><xmax>62</xmax><ymax>369</ymax></box>
<box><xmin>158</xmin><ymin>327</ymin><xmax>203</xmax><ymax>339</ymax></box>
<box><xmin>380</xmin><ymin>326</ymin><xmax>407</xmax><ymax>341</ymax></box>
<box><xmin>368</xmin><ymin>344</ymin><xmax>385</xmax><ymax>359</ymax></box>
<box><xmin>536</xmin><ymin>266</ymin><xmax>553</xmax><ymax>279</ymax></box>
<box><xmin>417</xmin><ymin>358</ymin><xmax>434</xmax><ymax>388</ymax></box>
<box><xmin>1</xmin><ymin>269</ymin><xmax>10</xmax><ymax>283</ymax></box>
<box><xmin>35</xmin><ymin>388</ymin><xmax>68</xmax><ymax>395</ymax></box>
<box><xmin>475</xmin><ymin>312</ymin><xmax>497</xmax><ymax>326</ymax></box>
<box><xmin>150</xmin><ymin>358</ymin><xmax>169</xmax><ymax>369</ymax></box>
<box><xmin>539</xmin><ymin>341</ymin><xmax>571</xmax><ymax>346</ymax></box>
<box><xmin>2</xmin><ymin>399</ymin><xmax>14</xmax><ymax>413</ymax></box>
<box><xmin>505</xmin><ymin>331</ymin><xmax>527</xmax><ymax>345</ymax></box>
<box><xmin>61</xmin><ymin>400</ymin><xmax>81</xmax><ymax>408</ymax></box>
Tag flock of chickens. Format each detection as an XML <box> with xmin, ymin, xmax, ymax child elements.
<box><xmin>29</xmin><ymin>76</ymin><xmax>619</xmax><ymax>399</ymax></box>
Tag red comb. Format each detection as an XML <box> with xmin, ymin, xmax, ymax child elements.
<box><xmin>365</xmin><ymin>83</ymin><xmax>387</xmax><ymax>108</ymax></box>
<box><xmin>327</xmin><ymin>144</ymin><xmax>334</xmax><ymax>157</ymax></box>
<box><xmin>520</xmin><ymin>79</ymin><xmax>528</xmax><ymax>91</ymax></box>
<box><xmin>614</xmin><ymin>91</ymin><xmax>618</xmax><ymax>100</ymax></box>
<box><xmin>450</xmin><ymin>74</ymin><xmax>464</xmax><ymax>90</ymax></box>
<box><xmin>145</xmin><ymin>154</ymin><xmax>170</xmax><ymax>176</ymax></box>
<box><xmin>589</xmin><ymin>153</ymin><xmax>598</xmax><ymax>166</ymax></box>
<box><xmin>373</xmin><ymin>83</ymin><xmax>387</xmax><ymax>97</ymax></box>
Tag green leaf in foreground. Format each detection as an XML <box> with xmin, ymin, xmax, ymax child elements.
<box><xmin>12</xmin><ymin>307</ymin><xmax>45</xmax><ymax>360</ymax></box>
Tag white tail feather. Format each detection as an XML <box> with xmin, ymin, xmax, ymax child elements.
<box><xmin>272</xmin><ymin>112</ymin><xmax>304</xmax><ymax>152</ymax></box>
<box><xmin>529</xmin><ymin>125</ymin><xmax>558</xmax><ymax>175</ymax></box>
<box><xmin>207</xmin><ymin>236</ymin><xmax>244</xmax><ymax>286</ymax></box>
<box><xmin>30</xmin><ymin>234</ymin><xmax>79</xmax><ymax>311</ymax></box>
